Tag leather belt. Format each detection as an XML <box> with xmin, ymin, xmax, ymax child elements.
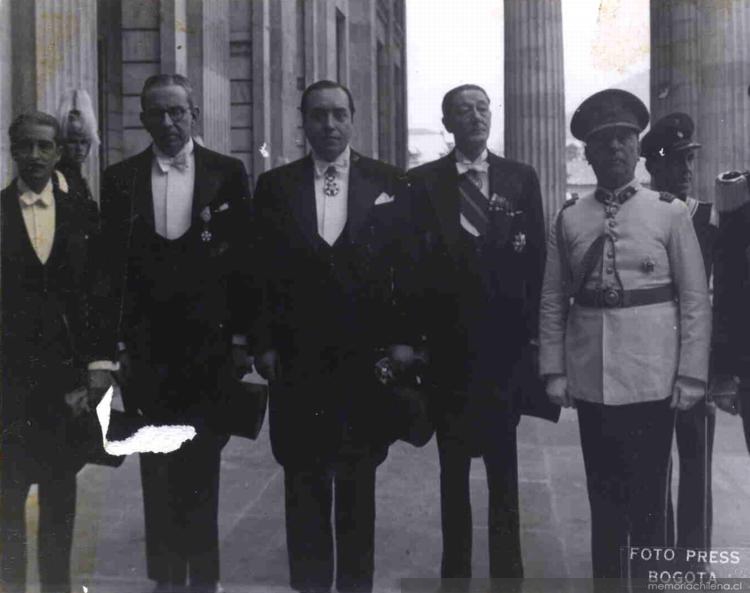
<box><xmin>574</xmin><ymin>285</ymin><xmax>676</xmax><ymax>309</ymax></box>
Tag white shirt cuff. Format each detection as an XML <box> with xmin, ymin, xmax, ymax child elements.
<box><xmin>88</xmin><ymin>360</ymin><xmax>120</xmax><ymax>371</ymax></box>
<box><xmin>232</xmin><ymin>335</ymin><xmax>249</xmax><ymax>346</ymax></box>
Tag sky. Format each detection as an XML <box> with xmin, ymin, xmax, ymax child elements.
<box><xmin>407</xmin><ymin>0</ymin><xmax>650</xmax><ymax>152</ymax></box>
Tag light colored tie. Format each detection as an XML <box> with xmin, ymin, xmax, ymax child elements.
<box><xmin>20</xmin><ymin>192</ymin><xmax>52</xmax><ymax>208</ymax></box>
<box><xmin>157</xmin><ymin>152</ymin><xmax>189</xmax><ymax>173</ymax></box>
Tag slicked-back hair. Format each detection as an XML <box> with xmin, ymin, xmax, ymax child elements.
<box><xmin>9</xmin><ymin>111</ymin><xmax>62</xmax><ymax>145</ymax></box>
<box><xmin>141</xmin><ymin>73</ymin><xmax>196</xmax><ymax>109</ymax></box>
<box><xmin>441</xmin><ymin>84</ymin><xmax>490</xmax><ymax>118</ymax></box>
<box><xmin>300</xmin><ymin>80</ymin><xmax>355</xmax><ymax>116</ymax></box>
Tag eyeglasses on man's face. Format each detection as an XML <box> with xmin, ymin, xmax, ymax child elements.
<box><xmin>142</xmin><ymin>106</ymin><xmax>191</xmax><ymax>124</ymax></box>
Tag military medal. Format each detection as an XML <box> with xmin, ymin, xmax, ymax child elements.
<box><xmin>512</xmin><ymin>232</ymin><xmax>527</xmax><ymax>253</ymax></box>
<box><xmin>200</xmin><ymin>206</ymin><xmax>212</xmax><ymax>242</ymax></box>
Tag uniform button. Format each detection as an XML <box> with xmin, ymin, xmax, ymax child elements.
<box><xmin>608</xmin><ymin>220</ymin><xmax>617</xmax><ymax>228</ymax></box>
<box><xmin>606</xmin><ymin>267</ymin><xmax>614</xmax><ymax>274</ymax></box>
<box><xmin>612</xmin><ymin>236</ymin><xmax>618</xmax><ymax>242</ymax></box>
<box><xmin>607</xmin><ymin>251</ymin><xmax>613</xmax><ymax>258</ymax></box>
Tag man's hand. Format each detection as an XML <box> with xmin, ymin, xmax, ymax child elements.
<box><xmin>388</xmin><ymin>344</ymin><xmax>416</xmax><ymax>373</ymax></box>
<box><xmin>65</xmin><ymin>386</ymin><xmax>90</xmax><ymax>417</ymax></box>
<box><xmin>87</xmin><ymin>369</ymin><xmax>113</xmax><ymax>408</ymax></box>
<box><xmin>671</xmin><ymin>376</ymin><xmax>706</xmax><ymax>411</ymax></box>
<box><xmin>710</xmin><ymin>375</ymin><xmax>740</xmax><ymax>416</ymax></box>
<box><xmin>231</xmin><ymin>345</ymin><xmax>252</xmax><ymax>379</ymax></box>
<box><xmin>113</xmin><ymin>349</ymin><xmax>131</xmax><ymax>386</ymax></box>
<box><xmin>256</xmin><ymin>349</ymin><xmax>281</xmax><ymax>383</ymax></box>
<box><xmin>545</xmin><ymin>374</ymin><xmax>575</xmax><ymax>408</ymax></box>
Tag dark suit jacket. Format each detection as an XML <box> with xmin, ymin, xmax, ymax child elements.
<box><xmin>1</xmin><ymin>176</ymin><xmax>99</xmax><ymax>464</ymax></box>
<box><xmin>253</xmin><ymin>151</ymin><xmax>417</xmax><ymax>467</ymax></box>
<box><xmin>408</xmin><ymin>151</ymin><xmax>559</xmax><ymax>423</ymax></box>
<box><xmin>98</xmin><ymin>143</ymin><xmax>255</xmax><ymax>422</ymax></box>
<box><xmin>712</xmin><ymin>202</ymin><xmax>750</xmax><ymax>378</ymax></box>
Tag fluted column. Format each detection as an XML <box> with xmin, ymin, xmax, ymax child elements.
<box><xmin>504</xmin><ymin>0</ymin><xmax>566</xmax><ymax>229</ymax></box>
<box><xmin>0</xmin><ymin>0</ymin><xmax>13</xmax><ymax>187</ymax></box>
<box><xmin>650</xmin><ymin>0</ymin><xmax>703</xmax><ymax>196</ymax></box>
<box><xmin>35</xmin><ymin>0</ymin><xmax>99</xmax><ymax>200</ymax></box>
<box><xmin>697</xmin><ymin>1</ymin><xmax>750</xmax><ymax>202</ymax></box>
<box><xmin>186</xmin><ymin>0</ymin><xmax>230</xmax><ymax>153</ymax></box>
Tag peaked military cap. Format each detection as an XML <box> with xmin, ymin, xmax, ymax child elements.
<box><xmin>641</xmin><ymin>112</ymin><xmax>701</xmax><ymax>159</ymax></box>
<box><xmin>571</xmin><ymin>89</ymin><xmax>649</xmax><ymax>142</ymax></box>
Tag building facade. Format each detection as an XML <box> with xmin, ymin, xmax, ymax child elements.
<box><xmin>0</xmin><ymin>0</ymin><xmax>408</xmax><ymax>195</ymax></box>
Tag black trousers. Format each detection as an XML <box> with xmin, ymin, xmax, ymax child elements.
<box><xmin>283</xmin><ymin>454</ymin><xmax>378</xmax><ymax>593</ymax></box>
<box><xmin>666</xmin><ymin>399</ymin><xmax>715</xmax><ymax>551</ymax></box>
<box><xmin>435</xmin><ymin>397</ymin><xmax>522</xmax><ymax>580</ymax></box>
<box><xmin>577</xmin><ymin>397</ymin><xmax>675</xmax><ymax>580</ymax></box>
<box><xmin>0</xmin><ymin>448</ymin><xmax>77</xmax><ymax>593</ymax></box>
<box><xmin>139</xmin><ymin>430</ymin><xmax>227</xmax><ymax>592</ymax></box>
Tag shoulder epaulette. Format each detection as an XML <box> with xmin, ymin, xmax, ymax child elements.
<box><xmin>659</xmin><ymin>191</ymin><xmax>676</xmax><ymax>203</ymax></box>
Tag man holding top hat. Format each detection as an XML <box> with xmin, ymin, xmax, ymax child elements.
<box><xmin>539</xmin><ymin>90</ymin><xmax>711</xmax><ymax>584</ymax></box>
<box><xmin>642</xmin><ymin>113</ymin><xmax>716</xmax><ymax>555</ymax></box>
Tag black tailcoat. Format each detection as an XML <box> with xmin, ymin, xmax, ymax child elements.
<box><xmin>1</xmin><ymin>177</ymin><xmax>98</xmax><ymax>464</ymax></box>
<box><xmin>253</xmin><ymin>152</ymin><xmax>416</xmax><ymax>467</ymax></box>
<box><xmin>408</xmin><ymin>151</ymin><xmax>557</xmax><ymax>428</ymax></box>
<box><xmin>98</xmin><ymin>144</ymin><xmax>255</xmax><ymax>425</ymax></box>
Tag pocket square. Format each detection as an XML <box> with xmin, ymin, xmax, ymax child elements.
<box><xmin>374</xmin><ymin>192</ymin><xmax>395</xmax><ymax>205</ymax></box>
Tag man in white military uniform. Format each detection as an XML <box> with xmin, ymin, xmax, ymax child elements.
<box><xmin>539</xmin><ymin>89</ymin><xmax>711</xmax><ymax>586</ymax></box>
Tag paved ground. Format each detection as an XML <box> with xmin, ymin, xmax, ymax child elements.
<box><xmin>19</xmin><ymin>399</ymin><xmax>750</xmax><ymax>593</ymax></box>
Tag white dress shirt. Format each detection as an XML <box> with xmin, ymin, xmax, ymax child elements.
<box><xmin>152</xmin><ymin>138</ymin><xmax>196</xmax><ymax>240</ymax></box>
<box><xmin>18</xmin><ymin>177</ymin><xmax>56</xmax><ymax>264</ymax></box>
<box><xmin>454</xmin><ymin>148</ymin><xmax>490</xmax><ymax>237</ymax></box>
<box><xmin>313</xmin><ymin>145</ymin><xmax>351</xmax><ymax>245</ymax></box>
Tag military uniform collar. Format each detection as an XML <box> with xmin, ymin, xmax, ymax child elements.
<box><xmin>595</xmin><ymin>179</ymin><xmax>640</xmax><ymax>205</ymax></box>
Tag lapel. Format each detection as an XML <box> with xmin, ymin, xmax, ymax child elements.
<box><xmin>2</xmin><ymin>180</ymin><xmax>30</xmax><ymax>259</ymax></box>
<box><xmin>288</xmin><ymin>155</ymin><xmax>319</xmax><ymax>248</ymax></box>
<box><xmin>426</xmin><ymin>151</ymin><xmax>462</xmax><ymax>251</ymax></box>
<box><xmin>346</xmin><ymin>151</ymin><xmax>381</xmax><ymax>243</ymax></box>
<box><xmin>129</xmin><ymin>148</ymin><xmax>156</xmax><ymax>227</ymax></box>
<box><xmin>192</xmin><ymin>143</ymin><xmax>224</xmax><ymax>218</ymax></box>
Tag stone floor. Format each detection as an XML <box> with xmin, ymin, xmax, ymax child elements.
<box><xmin>19</xmin><ymin>402</ymin><xmax>750</xmax><ymax>593</ymax></box>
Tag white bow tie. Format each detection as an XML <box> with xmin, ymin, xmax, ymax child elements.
<box><xmin>456</xmin><ymin>160</ymin><xmax>489</xmax><ymax>175</ymax></box>
<box><xmin>157</xmin><ymin>152</ymin><xmax>189</xmax><ymax>173</ymax></box>
<box><xmin>20</xmin><ymin>191</ymin><xmax>52</xmax><ymax>208</ymax></box>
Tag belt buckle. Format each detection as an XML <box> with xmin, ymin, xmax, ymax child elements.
<box><xmin>602</xmin><ymin>287</ymin><xmax>622</xmax><ymax>307</ymax></box>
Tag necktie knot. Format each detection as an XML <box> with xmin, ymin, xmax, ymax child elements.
<box><xmin>463</xmin><ymin>168</ymin><xmax>484</xmax><ymax>191</ymax></box>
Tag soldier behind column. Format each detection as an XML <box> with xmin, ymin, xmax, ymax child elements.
<box><xmin>56</xmin><ymin>88</ymin><xmax>100</xmax><ymax>202</ymax></box>
<box><xmin>97</xmin><ymin>74</ymin><xmax>255</xmax><ymax>593</ymax></box>
<box><xmin>642</xmin><ymin>113</ymin><xmax>716</xmax><ymax>558</ymax></box>
<box><xmin>253</xmin><ymin>80</ymin><xmax>420</xmax><ymax>593</ymax></box>
<box><xmin>0</xmin><ymin>112</ymin><xmax>106</xmax><ymax>593</ymax></box>
<box><xmin>539</xmin><ymin>90</ymin><xmax>711</xmax><ymax>589</ymax></box>
<box><xmin>408</xmin><ymin>84</ymin><xmax>553</xmax><ymax>591</ymax></box>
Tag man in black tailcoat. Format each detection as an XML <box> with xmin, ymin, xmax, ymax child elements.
<box><xmin>0</xmin><ymin>111</ymin><xmax>104</xmax><ymax>593</ymax></box>
<box><xmin>253</xmin><ymin>80</ymin><xmax>419</xmax><ymax>593</ymax></box>
<box><xmin>407</xmin><ymin>84</ymin><xmax>554</xmax><ymax>589</ymax></box>
<box><xmin>98</xmin><ymin>74</ymin><xmax>255</xmax><ymax>593</ymax></box>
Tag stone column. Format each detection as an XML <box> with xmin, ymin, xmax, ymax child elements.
<box><xmin>252</xmin><ymin>0</ymin><xmax>272</xmax><ymax>178</ymax></box>
<box><xmin>0</xmin><ymin>0</ymin><xmax>13</xmax><ymax>187</ymax></box>
<box><xmin>650</xmin><ymin>0</ymin><xmax>703</xmax><ymax>196</ymax></box>
<box><xmin>35</xmin><ymin>0</ymin><xmax>100</xmax><ymax>200</ymax></box>
<box><xmin>348</xmin><ymin>0</ymin><xmax>377</xmax><ymax>158</ymax></box>
<box><xmin>696</xmin><ymin>1</ymin><xmax>750</xmax><ymax>202</ymax></box>
<box><xmin>504</xmin><ymin>0</ymin><xmax>566</xmax><ymax>229</ymax></box>
<box><xmin>187</xmin><ymin>0</ymin><xmax>230</xmax><ymax>153</ymax></box>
